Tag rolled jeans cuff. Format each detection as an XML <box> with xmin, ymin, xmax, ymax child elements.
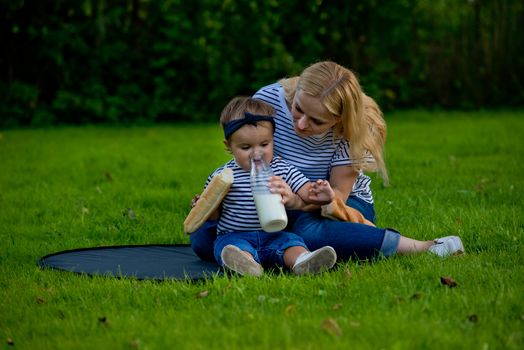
<box><xmin>380</xmin><ymin>228</ymin><xmax>401</xmax><ymax>257</ymax></box>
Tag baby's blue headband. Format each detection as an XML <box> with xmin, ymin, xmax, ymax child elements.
<box><xmin>223</xmin><ymin>112</ymin><xmax>276</xmax><ymax>139</ymax></box>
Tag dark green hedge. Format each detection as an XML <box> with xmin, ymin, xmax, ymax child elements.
<box><xmin>1</xmin><ymin>0</ymin><xmax>523</xmax><ymax>127</ymax></box>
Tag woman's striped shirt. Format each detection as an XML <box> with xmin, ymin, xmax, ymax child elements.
<box><xmin>253</xmin><ymin>82</ymin><xmax>374</xmax><ymax>204</ymax></box>
<box><xmin>206</xmin><ymin>158</ymin><xmax>309</xmax><ymax>234</ymax></box>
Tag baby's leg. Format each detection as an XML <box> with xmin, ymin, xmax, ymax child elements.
<box><xmin>290</xmin><ymin>246</ymin><xmax>337</xmax><ymax>275</ymax></box>
<box><xmin>275</xmin><ymin>232</ymin><xmax>337</xmax><ymax>275</ymax></box>
<box><xmin>283</xmin><ymin>246</ymin><xmax>308</xmax><ymax>267</ymax></box>
<box><xmin>221</xmin><ymin>245</ymin><xmax>263</xmax><ymax>277</ymax></box>
<box><xmin>214</xmin><ymin>233</ymin><xmax>263</xmax><ymax>277</ymax></box>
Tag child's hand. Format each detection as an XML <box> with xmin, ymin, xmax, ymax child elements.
<box><xmin>191</xmin><ymin>194</ymin><xmax>201</xmax><ymax>208</ymax></box>
<box><xmin>307</xmin><ymin>179</ymin><xmax>335</xmax><ymax>204</ymax></box>
<box><xmin>191</xmin><ymin>193</ymin><xmax>220</xmax><ymax>220</ymax></box>
<box><xmin>268</xmin><ymin>176</ymin><xmax>295</xmax><ymax>205</ymax></box>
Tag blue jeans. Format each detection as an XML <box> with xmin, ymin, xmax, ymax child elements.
<box><xmin>214</xmin><ymin>231</ymin><xmax>307</xmax><ymax>268</ymax></box>
<box><xmin>347</xmin><ymin>196</ymin><xmax>376</xmax><ymax>224</ymax></box>
<box><xmin>190</xmin><ymin>198</ymin><xmax>400</xmax><ymax>262</ymax></box>
<box><xmin>290</xmin><ymin>212</ymin><xmax>399</xmax><ymax>261</ymax></box>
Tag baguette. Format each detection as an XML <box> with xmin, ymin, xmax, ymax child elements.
<box><xmin>321</xmin><ymin>196</ymin><xmax>375</xmax><ymax>227</ymax></box>
<box><xmin>183</xmin><ymin>168</ymin><xmax>234</xmax><ymax>234</ymax></box>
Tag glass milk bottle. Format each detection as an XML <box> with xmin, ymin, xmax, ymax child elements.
<box><xmin>250</xmin><ymin>154</ymin><xmax>288</xmax><ymax>232</ymax></box>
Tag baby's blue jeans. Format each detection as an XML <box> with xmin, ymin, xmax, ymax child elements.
<box><xmin>214</xmin><ymin>230</ymin><xmax>308</xmax><ymax>268</ymax></box>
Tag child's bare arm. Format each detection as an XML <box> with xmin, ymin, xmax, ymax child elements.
<box><xmin>297</xmin><ymin>180</ymin><xmax>335</xmax><ymax>205</ymax></box>
<box><xmin>268</xmin><ymin>177</ymin><xmax>335</xmax><ymax>210</ymax></box>
<box><xmin>267</xmin><ymin>176</ymin><xmax>309</xmax><ymax>210</ymax></box>
<box><xmin>295</xmin><ymin>181</ymin><xmax>339</xmax><ymax>211</ymax></box>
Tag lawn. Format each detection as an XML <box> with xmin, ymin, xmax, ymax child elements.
<box><xmin>1</xmin><ymin>110</ymin><xmax>523</xmax><ymax>349</ymax></box>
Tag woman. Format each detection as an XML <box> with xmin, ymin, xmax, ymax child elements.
<box><xmin>190</xmin><ymin>61</ymin><xmax>464</xmax><ymax>261</ymax></box>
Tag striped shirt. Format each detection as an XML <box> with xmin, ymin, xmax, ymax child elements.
<box><xmin>206</xmin><ymin>158</ymin><xmax>309</xmax><ymax>234</ymax></box>
<box><xmin>253</xmin><ymin>82</ymin><xmax>374</xmax><ymax>203</ymax></box>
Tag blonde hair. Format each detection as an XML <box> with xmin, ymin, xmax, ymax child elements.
<box><xmin>220</xmin><ymin>96</ymin><xmax>275</xmax><ymax>126</ymax></box>
<box><xmin>280</xmin><ymin>61</ymin><xmax>388</xmax><ymax>184</ymax></box>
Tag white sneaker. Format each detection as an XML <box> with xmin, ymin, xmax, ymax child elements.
<box><xmin>428</xmin><ymin>236</ymin><xmax>465</xmax><ymax>257</ymax></box>
<box><xmin>292</xmin><ymin>246</ymin><xmax>337</xmax><ymax>275</ymax></box>
<box><xmin>220</xmin><ymin>245</ymin><xmax>263</xmax><ymax>277</ymax></box>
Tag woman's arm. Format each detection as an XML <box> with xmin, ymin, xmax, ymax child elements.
<box><xmin>329</xmin><ymin>165</ymin><xmax>359</xmax><ymax>200</ymax></box>
<box><xmin>268</xmin><ymin>176</ymin><xmax>334</xmax><ymax>210</ymax></box>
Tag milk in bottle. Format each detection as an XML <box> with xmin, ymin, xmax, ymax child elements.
<box><xmin>250</xmin><ymin>154</ymin><xmax>288</xmax><ymax>232</ymax></box>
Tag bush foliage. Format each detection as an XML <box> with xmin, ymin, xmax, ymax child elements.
<box><xmin>1</xmin><ymin>0</ymin><xmax>523</xmax><ymax>126</ymax></box>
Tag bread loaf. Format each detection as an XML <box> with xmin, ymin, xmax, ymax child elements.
<box><xmin>321</xmin><ymin>196</ymin><xmax>375</xmax><ymax>227</ymax></box>
<box><xmin>183</xmin><ymin>168</ymin><xmax>233</xmax><ymax>234</ymax></box>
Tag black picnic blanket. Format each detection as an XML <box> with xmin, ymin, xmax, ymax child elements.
<box><xmin>38</xmin><ymin>244</ymin><xmax>222</xmax><ymax>281</ymax></box>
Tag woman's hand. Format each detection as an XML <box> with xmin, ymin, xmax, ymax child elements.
<box><xmin>307</xmin><ymin>179</ymin><xmax>335</xmax><ymax>205</ymax></box>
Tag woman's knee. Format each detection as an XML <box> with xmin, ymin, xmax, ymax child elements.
<box><xmin>293</xmin><ymin>215</ymin><xmax>387</xmax><ymax>260</ymax></box>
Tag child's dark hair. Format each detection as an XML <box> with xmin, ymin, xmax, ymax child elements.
<box><xmin>220</xmin><ymin>97</ymin><xmax>275</xmax><ymax>127</ymax></box>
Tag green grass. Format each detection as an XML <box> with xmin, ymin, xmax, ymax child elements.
<box><xmin>1</xmin><ymin>111</ymin><xmax>523</xmax><ymax>349</ymax></box>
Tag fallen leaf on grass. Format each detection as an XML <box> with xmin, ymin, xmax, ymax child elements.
<box><xmin>35</xmin><ymin>296</ymin><xmax>46</xmax><ymax>304</ymax></box>
<box><xmin>98</xmin><ymin>316</ymin><xmax>110</xmax><ymax>326</ymax></box>
<box><xmin>440</xmin><ymin>276</ymin><xmax>457</xmax><ymax>288</ymax></box>
<box><xmin>6</xmin><ymin>338</ymin><xmax>14</xmax><ymax>346</ymax></box>
<box><xmin>104</xmin><ymin>171</ymin><xmax>113</xmax><ymax>181</ymax></box>
<box><xmin>321</xmin><ymin>318</ymin><xmax>342</xmax><ymax>337</ymax></box>
<box><xmin>285</xmin><ymin>304</ymin><xmax>296</xmax><ymax>316</ymax></box>
<box><xmin>474</xmin><ymin>178</ymin><xmax>489</xmax><ymax>194</ymax></box>
<box><xmin>349</xmin><ymin>320</ymin><xmax>360</xmax><ymax>327</ymax></box>
<box><xmin>394</xmin><ymin>295</ymin><xmax>405</xmax><ymax>304</ymax></box>
<box><xmin>196</xmin><ymin>290</ymin><xmax>209</xmax><ymax>299</ymax></box>
<box><xmin>468</xmin><ymin>314</ymin><xmax>479</xmax><ymax>323</ymax></box>
<box><xmin>332</xmin><ymin>303</ymin><xmax>343</xmax><ymax>310</ymax></box>
<box><xmin>411</xmin><ymin>292</ymin><xmax>423</xmax><ymax>300</ymax></box>
<box><xmin>130</xmin><ymin>338</ymin><xmax>141</xmax><ymax>349</ymax></box>
<box><xmin>124</xmin><ymin>208</ymin><xmax>136</xmax><ymax>220</ymax></box>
